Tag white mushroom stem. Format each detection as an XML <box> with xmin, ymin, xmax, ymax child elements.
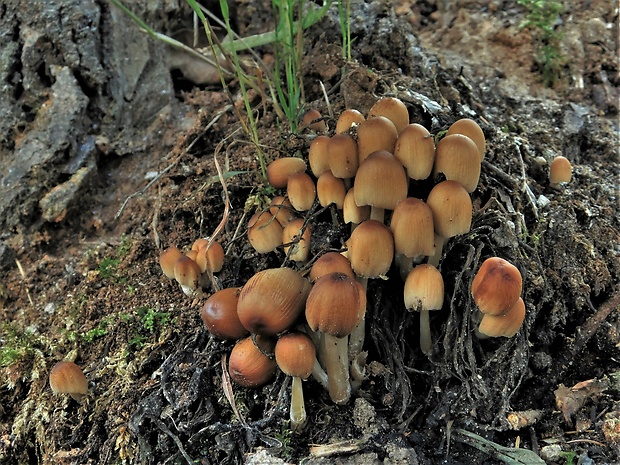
<box><xmin>419</xmin><ymin>309</ymin><xmax>432</xmax><ymax>355</ymax></box>
<box><xmin>311</xmin><ymin>358</ymin><xmax>329</xmax><ymax>390</ymax></box>
<box><xmin>290</xmin><ymin>376</ymin><xmax>307</xmax><ymax>431</ymax></box>
<box><xmin>322</xmin><ymin>334</ymin><xmax>351</xmax><ymax>405</ymax></box>
<box><xmin>370</xmin><ymin>206</ymin><xmax>385</xmax><ymax>223</ymax></box>
<box><xmin>350</xmin><ymin>351</ymin><xmax>367</xmax><ymax>392</ymax></box>
<box><xmin>427</xmin><ymin>234</ymin><xmax>446</xmax><ymax>268</ymax></box>
<box><xmin>348</xmin><ymin>276</ymin><xmax>368</xmax><ymax>360</ymax></box>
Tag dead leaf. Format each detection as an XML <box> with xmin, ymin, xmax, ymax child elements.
<box><xmin>554</xmin><ymin>379</ymin><xmax>607</xmax><ymax>425</ymax></box>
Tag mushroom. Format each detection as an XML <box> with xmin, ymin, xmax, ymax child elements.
<box><xmin>327</xmin><ymin>133</ymin><xmax>359</xmax><ymax>186</ymax></box>
<box><xmin>305</xmin><ymin>272</ymin><xmax>366</xmax><ymax>404</ymax></box>
<box><xmin>367</xmin><ymin>97</ymin><xmax>409</xmax><ymax>133</ymax></box>
<box><xmin>404</xmin><ymin>264</ymin><xmax>444</xmax><ymax>355</ymax></box>
<box><xmin>237</xmin><ymin>267</ymin><xmax>312</xmax><ymax>336</ymax></box>
<box><xmin>356</xmin><ymin>116</ymin><xmax>398</xmax><ymax>163</ymax></box>
<box><xmin>335</xmin><ymin>108</ymin><xmax>365</xmax><ymax>134</ymax></box>
<box><xmin>269</xmin><ymin>196</ymin><xmax>297</xmax><ymax>227</ymax></box>
<box><xmin>287</xmin><ymin>172</ymin><xmax>317</xmax><ymax>211</ymax></box>
<box><xmin>477</xmin><ymin>297</ymin><xmax>526</xmax><ymax>338</ymax></box>
<box><xmin>49</xmin><ymin>361</ymin><xmax>88</xmax><ymax>401</ymax></box>
<box><xmin>343</xmin><ymin>187</ymin><xmax>370</xmax><ymax>231</ymax></box>
<box><xmin>394</xmin><ymin>123</ymin><xmax>436</xmax><ymax>181</ymax></box>
<box><xmin>433</xmin><ymin>134</ymin><xmax>481</xmax><ymax>193</ymax></box>
<box><xmin>174</xmin><ymin>255</ymin><xmax>202</xmax><ymax>297</ymax></box>
<box><xmin>308</xmin><ymin>135</ymin><xmax>331</xmax><ymax>178</ymax></box>
<box><xmin>247</xmin><ymin>211</ymin><xmax>283</xmax><ymax>254</ymax></box>
<box><xmin>471</xmin><ymin>257</ymin><xmax>522</xmax><ymax>316</ymax></box>
<box><xmin>195</xmin><ymin>240</ymin><xmax>225</xmax><ymax>274</ymax></box>
<box><xmin>200</xmin><ymin>287</ymin><xmax>248</xmax><ymax>340</ymax></box>
<box><xmin>228</xmin><ymin>335</ymin><xmax>277</xmax><ymax>388</ymax></box>
<box><xmin>282</xmin><ymin>218</ymin><xmax>312</xmax><ymax>263</ymax></box>
<box><xmin>267</xmin><ymin>157</ymin><xmax>307</xmax><ymax>189</ymax></box>
<box><xmin>353</xmin><ymin>150</ymin><xmax>408</xmax><ymax>222</ymax></box>
<box><xmin>549</xmin><ymin>156</ymin><xmax>572</xmax><ymax>186</ymax></box>
<box><xmin>275</xmin><ymin>332</ymin><xmax>317</xmax><ymax>431</ymax></box>
<box><xmin>446</xmin><ymin>118</ymin><xmax>486</xmax><ymax>162</ymax></box>
<box><xmin>159</xmin><ymin>246</ymin><xmax>183</xmax><ymax>279</ymax></box>
<box><xmin>301</xmin><ymin>109</ymin><xmax>327</xmax><ymax>133</ymax></box>
<box><xmin>309</xmin><ymin>251</ymin><xmax>355</xmax><ymax>282</ymax></box>
<box><xmin>317</xmin><ymin>171</ymin><xmax>347</xmax><ymax>209</ymax></box>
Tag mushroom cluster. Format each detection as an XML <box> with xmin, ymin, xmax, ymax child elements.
<box><xmin>155</xmin><ymin>97</ymin><xmax>528</xmax><ymax>431</ymax></box>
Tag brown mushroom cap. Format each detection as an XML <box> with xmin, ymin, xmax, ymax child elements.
<box><xmin>282</xmin><ymin>218</ymin><xmax>312</xmax><ymax>263</ymax></box>
<box><xmin>471</xmin><ymin>257</ymin><xmax>522</xmax><ymax>316</ymax></box>
<box><xmin>159</xmin><ymin>247</ymin><xmax>183</xmax><ymax>279</ymax></box>
<box><xmin>343</xmin><ymin>187</ymin><xmax>371</xmax><ymax>226</ymax></box>
<box><xmin>478</xmin><ymin>296</ymin><xmax>526</xmax><ymax>337</ymax></box>
<box><xmin>446</xmin><ymin>118</ymin><xmax>486</xmax><ymax>162</ymax></box>
<box><xmin>368</xmin><ymin>97</ymin><xmax>409</xmax><ymax>133</ymax></box>
<box><xmin>287</xmin><ymin>172</ymin><xmax>317</xmax><ymax>211</ymax></box>
<box><xmin>269</xmin><ymin>196</ymin><xmax>297</xmax><ymax>227</ymax></box>
<box><xmin>549</xmin><ymin>156</ymin><xmax>572</xmax><ymax>185</ymax></box>
<box><xmin>237</xmin><ymin>267</ymin><xmax>312</xmax><ymax>335</ymax></box>
<box><xmin>426</xmin><ymin>180</ymin><xmax>473</xmax><ymax>239</ymax></box>
<box><xmin>353</xmin><ymin>150</ymin><xmax>408</xmax><ymax>212</ymax></box>
<box><xmin>394</xmin><ymin>123</ymin><xmax>436</xmax><ymax>180</ymax></box>
<box><xmin>356</xmin><ymin>116</ymin><xmax>398</xmax><ymax>163</ymax></box>
<box><xmin>308</xmin><ymin>135</ymin><xmax>331</xmax><ymax>177</ymax></box>
<box><xmin>275</xmin><ymin>332</ymin><xmax>316</xmax><ymax>379</ymax></box>
<box><xmin>328</xmin><ymin>133</ymin><xmax>359</xmax><ymax>179</ymax></box>
<box><xmin>195</xmin><ymin>240</ymin><xmax>225</xmax><ymax>273</ymax></box>
<box><xmin>200</xmin><ymin>287</ymin><xmax>248</xmax><ymax>340</ymax></box>
<box><xmin>247</xmin><ymin>211</ymin><xmax>283</xmax><ymax>254</ymax></box>
<box><xmin>336</xmin><ymin>108</ymin><xmax>365</xmax><ymax>134</ymax></box>
<box><xmin>174</xmin><ymin>255</ymin><xmax>202</xmax><ymax>296</ymax></box>
<box><xmin>228</xmin><ymin>335</ymin><xmax>277</xmax><ymax>388</ymax></box>
<box><xmin>267</xmin><ymin>157</ymin><xmax>307</xmax><ymax>188</ymax></box>
<box><xmin>345</xmin><ymin>219</ymin><xmax>394</xmax><ymax>278</ymax></box>
<box><xmin>49</xmin><ymin>361</ymin><xmax>88</xmax><ymax>401</ymax></box>
<box><xmin>317</xmin><ymin>171</ymin><xmax>346</xmax><ymax>209</ymax></box>
<box><xmin>309</xmin><ymin>251</ymin><xmax>355</xmax><ymax>282</ymax></box>
<box><xmin>404</xmin><ymin>264</ymin><xmax>444</xmax><ymax>312</ymax></box>
<box><xmin>390</xmin><ymin>197</ymin><xmax>435</xmax><ymax>259</ymax></box>
<box><xmin>305</xmin><ymin>272</ymin><xmax>366</xmax><ymax>338</ymax></box>
<box><xmin>433</xmin><ymin>134</ymin><xmax>481</xmax><ymax>193</ymax></box>
<box><xmin>301</xmin><ymin>109</ymin><xmax>327</xmax><ymax>133</ymax></box>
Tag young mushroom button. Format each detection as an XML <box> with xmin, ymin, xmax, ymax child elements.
<box><xmin>49</xmin><ymin>361</ymin><xmax>88</xmax><ymax>402</ymax></box>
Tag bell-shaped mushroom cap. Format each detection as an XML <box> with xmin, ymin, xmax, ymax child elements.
<box><xmin>433</xmin><ymin>134</ymin><xmax>481</xmax><ymax>193</ymax></box>
<box><xmin>287</xmin><ymin>172</ymin><xmax>317</xmax><ymax>211</ymax></box>
<box><xmin>301</xmin><ymin>109</ymin><xmax>327</xmax><ymax>133</ymax></box>
<box><xmin>275</xmin><ymin>332</ymin><xmax>316</xmax><ymax>379</ymax></box>
<box><xmin>267</xmin><ymin>157</ymin><xmax>307</xmax><ymax>188</ymax></box>
<box><xmin>345</xmin><ymin>219</ymin><xmax>394</xmax><ymax>278</ymax></box>
<box><xmin>368</xmin><ymin>97</ymin><xmax>409</xmax><ymax>133</ymax></box>
<box><xmin>356</xmin><ymin>116</ymin><xmax>398</xmax><ymax>163</ymax></box>
<box><xmin>343</xmin><ymin>187</ymin><xmax>370</xmax><ymax>226</ymax></box>
<box><xmin>309</xmin><ymin>251</ymin><xmax>355</xmax><ymax>282</ymax></box>
<box><xmin>195</xmin><ymin>240</ymin><xmax>225</xmax><ymax>273</ymax></box>
<box><xmin>247</xmin><ymin>211</ymin><xmax>284</xmax><ymax>254</ymax></box>
<box><xmin>447</xmin><ymin>118</ymin><xmax>486</xmax><ymax>162</ymax></box>
<box><xmin>394</xmin><ymin>123</ymin><xmax>436</xmax><ymax>181</ymax></box>
<box><xmin>305</xmin><ymin>272</ymin><xmax>366</xmax><ymax>338</ymax></box>
<box><xmin>353</xmin><ymin>150</ymin><xmax>408</xmax><ymax>211</ymax></box>
<box><xmin>390</xmin><ymin>198</ymin><xmax>436</xmax><ymax>258</ymax></box>
<box><xmin>174</xmin><ymin>256</ymin><xmax>202</xmax><ymax>296</ymax></box>
<box><xmin>317</xmin><ymin>171</ymin><xmax>347</xmax><ymax>209</ymax></box>
<box><xmin>328</xmin><ymin>133</ymin><xmax>359</xmax><ymax>179</ymax></box>
<box><xmin>404</xmin><ymin>264</ymin><xmax>444</xmax><ymax>312</ymax></box>
<box><xmin>159</xmin><ymin>247</ymin><xmax>183</xmax><ymax>279</ymax></box>
<box><xmin>471</xmin><ymin>257</ymin><xmax>522</xmax><ymax>316</ymax></box>
<box><xmin>336</xmin><ymin>108</ymin><xmax>365</xmax><ymax>134</ymax></box>
<box><xmin>228</xmin><ymin>335</ymin><xmax>277</xmax><ymax>388</ymax></box>
<box><xmin>308</xmin><ymin>135</ymin><xmax>331</xmax><ymax>177</ymax></box>
<box><xmin>200</xmin><ymin>287</ymin><xmax>248</xmax><ymax>340</ymax></box>
<box><xmin>426</xmin><ymin>180</ymin><xmax>472</xmax><ymax>239</ymax></box>
<box><xmin>49</xmin><ymin>361</ymin><xmax>88</xmax><ymax>401</ymax></box>
<box><xmin>237</xmin><ymin>267</ymin><xmax>312</xmax><ymax>335</ymax></box>
<box><xmin>283</xmin><ymin>218</ymin><xmax>312</xmax><ymax>263</ymax></box>
<box><xmin>549</xmin><ymin>156</ymin><xmax>572</xmax><ymax>185</ymax></box>
<box><xmin>478</xmin><ymin>297</ymin><xmax>526</xmax><ymax>337</ymax></box>
<box><xmin>269</xmin><ymin>196</ymin><xmax>297</xmax><ymax>227</ymax></box>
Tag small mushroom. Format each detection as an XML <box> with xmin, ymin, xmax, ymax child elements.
<box><xmin>446</xmin><ymin>118</ymin><xmax>486</xmax><ymax>162</ymax></box>
<box><xmin>478</xmin><ymin>297</ymin><xmax>526</xmax><ymax>338</ymax></box>
<box><xmin>549</xmin><ymin>156</ymin><xmax>572</xmax><ymax>186</ymax></box>
<box><xmin>49</xmin><ymin>361</ymin><xmax>88</xmax><ymax>402</ymax></box>
<box><xmin>471</xmin><ymin>257</ymin><xmax>522</xmax><ymax>316</ymax></box>
<box><xmin>433</xmin><ymin>134</ymin><xmax>481</xmax><ymax>193</ymax></box>
<box><xmin>267</xmin><ymin>157</ymin><xmax>307</xmax><ymax>189</ymax></box>
<box><xmin>200</xmin><ymin>287</ymin><xmax>248</xmax><ymax>340</ymax></box>
<box><xmin>228</xmin><ymin>335</ymin><xmax>277</xmax><ymax>388</ymax></box>
<box><xmin>174</xmin><ymin>255</ymin><xmax>202</xmax><ymax>297</ymax></box>
<box><xmin>356</xmin><ymin>116</ymin><xmax>398</xmax><ymax>163</ymax></box>
<box><xmin>335</xmin><ymin>108</ymin><xmax>365</xmax><ymax>134</ymax></box>
<box><xmin>247</xmin><ymin>211</ymin><xmax>283</xmax><ymax>254</ymax></box>
<box><xmin>301</xmin><ymin>109</ymin><xmax>327</xmax><ymax>133</ymax></box>
<box><xmin>159</xmin><ymin>247</ymin><xmax>183</xmax><ymax>279</ymax></box>
<box><xmin>368</xmin><ymin>97</ymin><xmax>409</xmax><ymax>133</ymax></box>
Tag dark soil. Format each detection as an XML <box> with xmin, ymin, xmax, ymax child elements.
<box><xmin>0</xmin><ymin>1</ymin><xmax>618</xmax><ymax>464</ymax></box>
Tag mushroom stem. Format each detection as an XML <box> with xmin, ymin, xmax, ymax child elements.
<box><xmin>311</xmin><ymin>358</ymin><xmax>329</xmax><ymax>390</ymax></box>
<box><xmin>427</xmin><ymin>234</ymin><xmax>446</xmax><ymax>268</ymax></box>
<box><xmin>348</xmin><ymin>277</ymin><xmax>368</xmax><ymax>359</ymax></box>
<box><xmin>290</xmin><ymin>376</ymin><xmax>307</xmax><ymax>431</ymax></box>
<box><xmin>419</xmin><ymin>309</ymin><xmax>432</xmax><ymax>355</ymax></box>
<box><xmin>370</xmin><ymin>206</ymin><xmax>385</xmax><ymax>223</ymax></box>
<box><xmin>322</xmin><ymin>334</ymin><xmax>351</xmax><ymax>404</ymax></box>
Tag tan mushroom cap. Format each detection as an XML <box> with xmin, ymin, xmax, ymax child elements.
<box><xmin>308</xmin><ymin>135</ymin><xmax>331</xmax><ymax>177</ymax></box>
<box><xmin>317</xmin><ymin>171</ymin><xmax>347</xmax><ymax>208</ymax></box>
<box><xmin>237</xmin><ymin>267</ymin><xmax>312</xmax><ymax>336</ymax></box>
<box><xmin>336</xmin><ymin>108</ymin><xmax>365</xmax><ymax>134</ymax></box>
<box><xmin>433</xmin><ymin>134</ymin><xmax>481</xmax><ymax>193</ymax></box>
<box><xmin>390</xmin><ymin>198</ymin><xmax>435</xmax><ymax>259</ymax></box>
<box><xmin>267</xmin><ymin>157</ymin><xmax>307</xmax><ymax>188</ymax></box>
<box><xmin>269</xmin><ymin>196</ymin><xmax>297</xmax><ymax>227</ymax></box>
<box><xmin>426</xmin><ymin>180</ymin><xmax>472</xmax><ymax>239</ymax></box>
<box><xmin>287</xmin><ymin>172</ymin><xmax>317</xmax><ymax>211</ymax></box>
<box><xmin>345</xmin><ymin>219</ymin><xmax>394</xmax><ymax>278</ymax></box>
<box><xmin>174</xmin><ymin>255</ymin><xmax>202</xmax><ymax>296</ymax></box>
<box><xmin>368</xmin><ymin>97</ymin><xmax>409</xmax><ymax>133</ymax></box>
<box><xmin>159</xmin><ymin>246</ymin><xmax>183</xmax><ymax>279</ymax></box>
<box><xmin>283</xmin><ymin>218</ymin><xmax>311</xmax><ymax>263</ymax></box>
<box><xmin>343</xmin><ymin>187</ymin><xmax>371</xmax><ymax>226</ymax></box>
<box><xmin>471</xmin><ymin>257</ymin><xmax>522</xmax><ymax>316</ymax></box>
<box><xmin>549</xmin><ymin>156</ymin><xmax>572</xmax><ymax>185</ymax></box>
<box><xmin>447</xmin><ymin>118</ymin><xmax>486</xmax><ymax>162</ymax></box>
<box><xmin>200</xmin><ymin>287</ymin><xmax>248</xmax><ymax>340</ymax></box>
<box><xmin>275</xmin><ymin>332</ymin><xmax>316</xmax><ymax>379</ymax></box>
<box><xmin>478</xmin><ymin>297</ymin><xmax>526</xmax><ymax>337</ymax></box>
<box><xmin>247</xmin><ymin>211</ymin><xmax>283</xmax><ymax>254</ymax></box>
<box><xmin>49</xmin><ymin>361</ymin><xmax>88</xmax><ymax>401</ymax></box>
<box><xmin>301</xmin><ymin>109</ymin><xmax>327</xmax><ymax>133</ymax></box>
<box><xmin>353</xmin><ymin>150</ymin><xmax>408</xmax><ymax>211</ymax></box>
<box><xmin>404</xmin><ymin>264</ymin><xmax>444</xmax><ymax>312</ymax></box>
<box><xmin>228</xmin><ymin>335</ymin><xmax>277</xmax><ymax>388</ymax></box>
<box><xmin>356</xmin><ymin>116</ymin><xmax>398</xmax><ymax>163</ymax></box>
<box><xmin>394</xmin><ymin>123</ymin><xmax>436</xmax><ymax>180</ymax></box>
<box><xmin>328</xmin><ymin>133</ymin><xmax>359</xmax><ymax>179</ymax></box>
<box><xmin>195</xmin><ymin>240</ymin><xmax>225</xmax><ymax>273</ymax></box>
<box><xmin>309</xmin><ymin>251</ymin><xmax>355</xmax><ymax>282</ymax></box>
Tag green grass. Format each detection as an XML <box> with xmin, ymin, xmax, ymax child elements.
<box><xmin>0</xmin><ymin>323</ymin><xmax>39</xmax><ymax>367</ymax></box>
